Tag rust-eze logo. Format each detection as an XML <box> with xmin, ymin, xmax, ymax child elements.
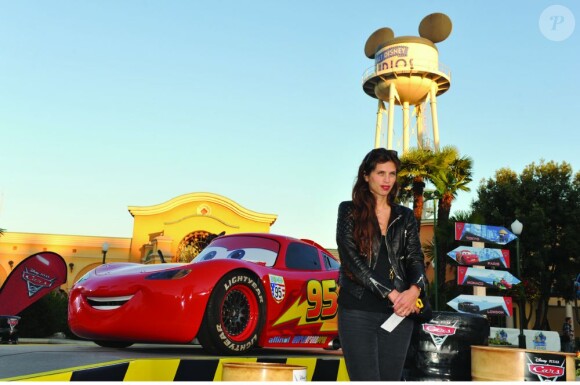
<box><xmin>21</xmin><ymin>268</ymin><xmax>55</xmax><ymax>297</ymax></box>
<box><xmin>422</xmin><ymin>323</ymin><xmax>457</xmax><ymax>350</ymax></box>
<box><xmin>525</xmin><ymin>352</ymin><xmax>566</xmax><ymax>381</ymax></box>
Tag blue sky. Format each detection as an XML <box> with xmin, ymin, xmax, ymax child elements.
<box><xmin>1</xmin><ymin>1</ymin><xmax>578</xmax><ymax>248</ymax></box>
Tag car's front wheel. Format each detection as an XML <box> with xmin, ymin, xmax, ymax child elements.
<box><xmin>198</xmin><ymin>270</ymin><xmax>266</xmax><ymax>355</ymax></box>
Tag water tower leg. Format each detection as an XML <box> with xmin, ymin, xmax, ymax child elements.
<box><xmin>429</xmin><ymin>84</ymin><xmax>440</xmax><ymax>151</ymax></box>
<box><xmin>415</xmin><ymin>104</ymin><xmax>424</xmax><ymax>149</ymax></box>
<box><xmin>374</xmin><ymin>100</ymin><xmax>385</xmax><ymax>148</ymax></box>
<box><xmin>387</xmin><ymin>83</ymin><xmax>396</xmax><ymax>150</ymax></box>
<box><xmin>402</xmin><ymin>101</ymin><xmax>410</xmax><ymax>153</ymax></box>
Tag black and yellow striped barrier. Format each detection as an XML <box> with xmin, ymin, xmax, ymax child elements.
<box><xmin>5</xmin><ymin>357</ymin><xmax>349</xmax><ymax>381</ymax></box>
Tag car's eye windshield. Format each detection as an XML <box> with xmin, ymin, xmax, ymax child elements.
<box><xmin>192</xmin><ymin>246</ymin><xmax>277</xmax><ymax>266</ymax></box>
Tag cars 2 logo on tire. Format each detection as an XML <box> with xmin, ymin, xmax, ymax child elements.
<box><xmin>423</xmin><ymin>323</ymin><xmax>457</xmax><ymax>350</ymax></box>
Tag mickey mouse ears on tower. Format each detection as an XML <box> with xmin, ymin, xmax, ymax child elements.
<box><xmin>364</xmin><ymin>27</ymin><xmax>395</xmax><ymax>59</ymax></box>
<box><xmin>419</xmin><ymin>13</ymin><xmax>452</xmax><ymax>43</ymax></box>
<box><xmin>364</xmin><ymin>13</ymin><xmax>452</xmax><ymax>59</ymax></box>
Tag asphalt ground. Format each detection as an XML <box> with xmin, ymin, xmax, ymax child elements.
<box><xmin>0</xmin><ymin>338</ymin><xmax>343</xmax><ymax>380</ymax></box>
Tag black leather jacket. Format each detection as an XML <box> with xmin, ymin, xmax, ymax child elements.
<box><xmin>336</xmin><ymin>200</ymin><xmax>427</xmax><ymax>300</ymax></box>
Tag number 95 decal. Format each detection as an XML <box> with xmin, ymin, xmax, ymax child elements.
<box><xmin>306</xmin><ymin>279</ymin><xmax>338</xmax><ymax>321</ymax></box>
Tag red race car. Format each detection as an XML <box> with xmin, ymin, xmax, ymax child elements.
<box><xmin>68</xmin><ymin>233</ymin><xmax>340</xmax><ymax>355</ymax></box>
<box><xmin>493</xmin><ymin>278</ymin><xmax>512</xmax><ymax>290</ymax></box>
<box><xmin>455</xmin><ymin>250</ymin><xmax>480</xmax><ymax>265</ymax></box>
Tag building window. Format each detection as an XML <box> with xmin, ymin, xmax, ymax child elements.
<box><xmin>175</xmin><ymin>230</ymin><xmax>221</xmax><ymax>263</ymax></box>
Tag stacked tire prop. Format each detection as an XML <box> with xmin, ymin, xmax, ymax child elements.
<box><xmin>0</xmin><ymin>316</ymin><xmax>20</xmax><ymax>344</ymax></box>
<box><xmin>405</xmin><ymin>311</ymin><xmax>490</xmax><ymax>381</ymax></box>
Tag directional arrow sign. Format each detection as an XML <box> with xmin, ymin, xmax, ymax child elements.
<box><xmin>447</xmin><ymin>294</ymin><xmax>513</xmax><ymax>317</ymax></box>
<box><xmin>447</xmin><ymin>246</ymin><xmax>511</xmax><ymax>268</ymax></box>
<box><xmin>455</xmin><ymin>222</ymin><xmax>517</xmax><ymax>245</ymax></box>
<box><xmin>457</xmin><ymin>266</ymin><xmax>521</xmax><ymax>289</ymax></box>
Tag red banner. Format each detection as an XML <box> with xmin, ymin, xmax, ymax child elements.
<box><xmin>0</xmin><ymin>252</ymin><xmax>67</xmax><ymax>315</ymax></box>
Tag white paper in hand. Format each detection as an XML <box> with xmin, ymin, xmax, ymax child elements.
<box><xmin>381</xmin><ymin>313</ymin><xmax>405</xmax><ymax>332</ymax></box>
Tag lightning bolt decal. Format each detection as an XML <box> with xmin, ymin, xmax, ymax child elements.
<box><xmin>272</xmin><ymin>296</ymin><xmax>310</xmax><ymax>327</ymax></box>
<box><xmin>272</xmin><ymin>296</ymin><xmax>338</xmax><ymax>332</ymax></box>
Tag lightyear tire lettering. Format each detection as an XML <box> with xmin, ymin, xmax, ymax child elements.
<box><xmin>197</xmin><ymin>270</ymin><xmax>266</xmax><ymax>355</ymax></box>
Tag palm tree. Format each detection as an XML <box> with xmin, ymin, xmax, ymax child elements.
<box><xmin>430</xmin><ymin>147</ymin><xmax>474</xmax><ymax>293</ymax></box>
<box><xmin>399</xmin><ymin>148</ymin><xmax>448</xmax><ymax>230</ymax></box>
<box><xmin>430</xmin><ymin>147</ymin><xmax>473</xmax><ymax>225</ymax></box>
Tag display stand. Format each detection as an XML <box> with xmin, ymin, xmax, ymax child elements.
<box><xmin>471</xmin><ymin>345</ymin><xmax>576</xmax><ymax>381</ymax></box>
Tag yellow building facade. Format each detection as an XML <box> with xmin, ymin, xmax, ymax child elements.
<box><xmin>127</xmin><ymin>192</ymin><xmax>277</xmax><ymax>263</ymax></box>
<box><xmin>0</xmin><ymin>192</ymin><xmax>277</xmax><ymax>290</ymax></box>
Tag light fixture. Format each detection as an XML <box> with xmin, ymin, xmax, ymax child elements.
<box><xmin>510</xmin><ymin>219</ymin><xmax>523</xmax><ymax>235</ymax></box>
<box><xmin>68</xmin><ymin>262</ymin><xmax>75</xmax><ymax>273</ymax></box>
<box><xmin>102</xmin><ymin>242</ymin><xmax>110</xmax><ymax>264</ymax></box>
<box><xmin>510</xmin><ymin>219</ymin><xmax>525</xmax><ymax>349</ymax></box>
<box><xmin>8</xmin><ymin>260</ymin><xmax>14</xmax><ymax>270</ymax></box>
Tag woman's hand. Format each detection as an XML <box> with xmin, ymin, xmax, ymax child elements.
<box><xmin>387</xmin><ymin>289</ymin><xmax>400</xmax><ymax>304</ymax></box>
<box><xmin>393</xmin><ymin>286</ymin><xmax>420</xmax><ymax>317</ymax></box>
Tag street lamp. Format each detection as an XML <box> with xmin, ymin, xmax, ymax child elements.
<box><xmin>101</xmin><ymin>242</ymin><xmax>109</xmax><ymax>264</ymax></box>
<box><xmin>510</xmin><ymin>219</ymin><xmax>525</xmax><ymax>349</ymax></box>
<box><xmin>432</xmin><ymin>197</ymin><xmax>439</xmax><ymax>311</ymax></box>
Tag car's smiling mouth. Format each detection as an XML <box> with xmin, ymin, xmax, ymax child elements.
<box><xmin>87</xmin><ymin>295</ymin><xmax>134</xmax><ymax>310</ymax></box>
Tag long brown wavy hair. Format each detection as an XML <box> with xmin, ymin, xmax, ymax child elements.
<box><xmin>352</xmin><ymin>148</ymin><xmax>401</xmax><ymax>258</ymax></box>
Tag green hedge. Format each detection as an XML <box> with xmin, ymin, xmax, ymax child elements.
<box><xmin>17</xmin><ymin>290</ymin><xmax>73</xmax><ymax>338</ymax></box>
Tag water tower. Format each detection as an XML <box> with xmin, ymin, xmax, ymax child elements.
<box><xmin>362</xmin><ymin>13</ymin><xmax>452</xmax><ymax>153</ymax></box>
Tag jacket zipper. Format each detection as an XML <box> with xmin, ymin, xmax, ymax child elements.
<box><xmin>382</xmin><ymin>215</ymin><xmax>402</xmax><ymax>277</ymax></box>
<box><xmin>370</xmin><ymin>214</ymin><xmax>402</xmax><ymax>269</ymax></box>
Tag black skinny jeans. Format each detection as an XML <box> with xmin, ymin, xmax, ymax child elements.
<box><xmin>338</xmin><ymin>306</ymin><xmax>414</xmax><ymax>381</ymax></box>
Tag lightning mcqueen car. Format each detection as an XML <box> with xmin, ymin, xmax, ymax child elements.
<box><xmin>455</xmin><ymin>250</ymin><xmax>479</xmax><ymax>265</ymax></box>
<box><xmin>68</xmin><ymin>233</ymin><xmax>341</xmax><ymax>355</ymax></box>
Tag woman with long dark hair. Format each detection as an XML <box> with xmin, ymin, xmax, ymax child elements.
<box><xmin>336</xmin><ymin>148</ymin><xmax>427</xmax><ymax>381</ymax></box>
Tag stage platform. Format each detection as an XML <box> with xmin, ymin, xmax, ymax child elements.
<box><xmin>5</xmin><ymin>356</ymin><xmax>349</xmax><ymax>381</ymax></box>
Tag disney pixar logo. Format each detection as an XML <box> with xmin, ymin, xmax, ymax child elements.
<box><xmin>22</xmin><ymin>268</ymin><xmax>55</xmax><ymax>297</ymax></box>
<box><xmin>525</xmin><ymin>353</ymin><xmax>566</xmax><ymax>382</ymax></box>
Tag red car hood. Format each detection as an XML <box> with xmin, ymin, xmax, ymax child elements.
<box><xmin>91</xmin><ymin>262</ymin><xmax>188</xmax><ymax>276</ymax></box>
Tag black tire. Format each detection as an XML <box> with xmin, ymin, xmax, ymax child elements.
<box><xmin>405</xmin><ymin>311</ymin><xmax>489</xmax><ymax>381</ymax></box>
<box><xmin>197</xmin><ymin>270</ymin><xmax>266</xmax><ymax>355</ymax></box>
<box><xmin>94</xmin><ymin>340</ymin><xmax>134</xmax><ymax>348</ymax></box>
